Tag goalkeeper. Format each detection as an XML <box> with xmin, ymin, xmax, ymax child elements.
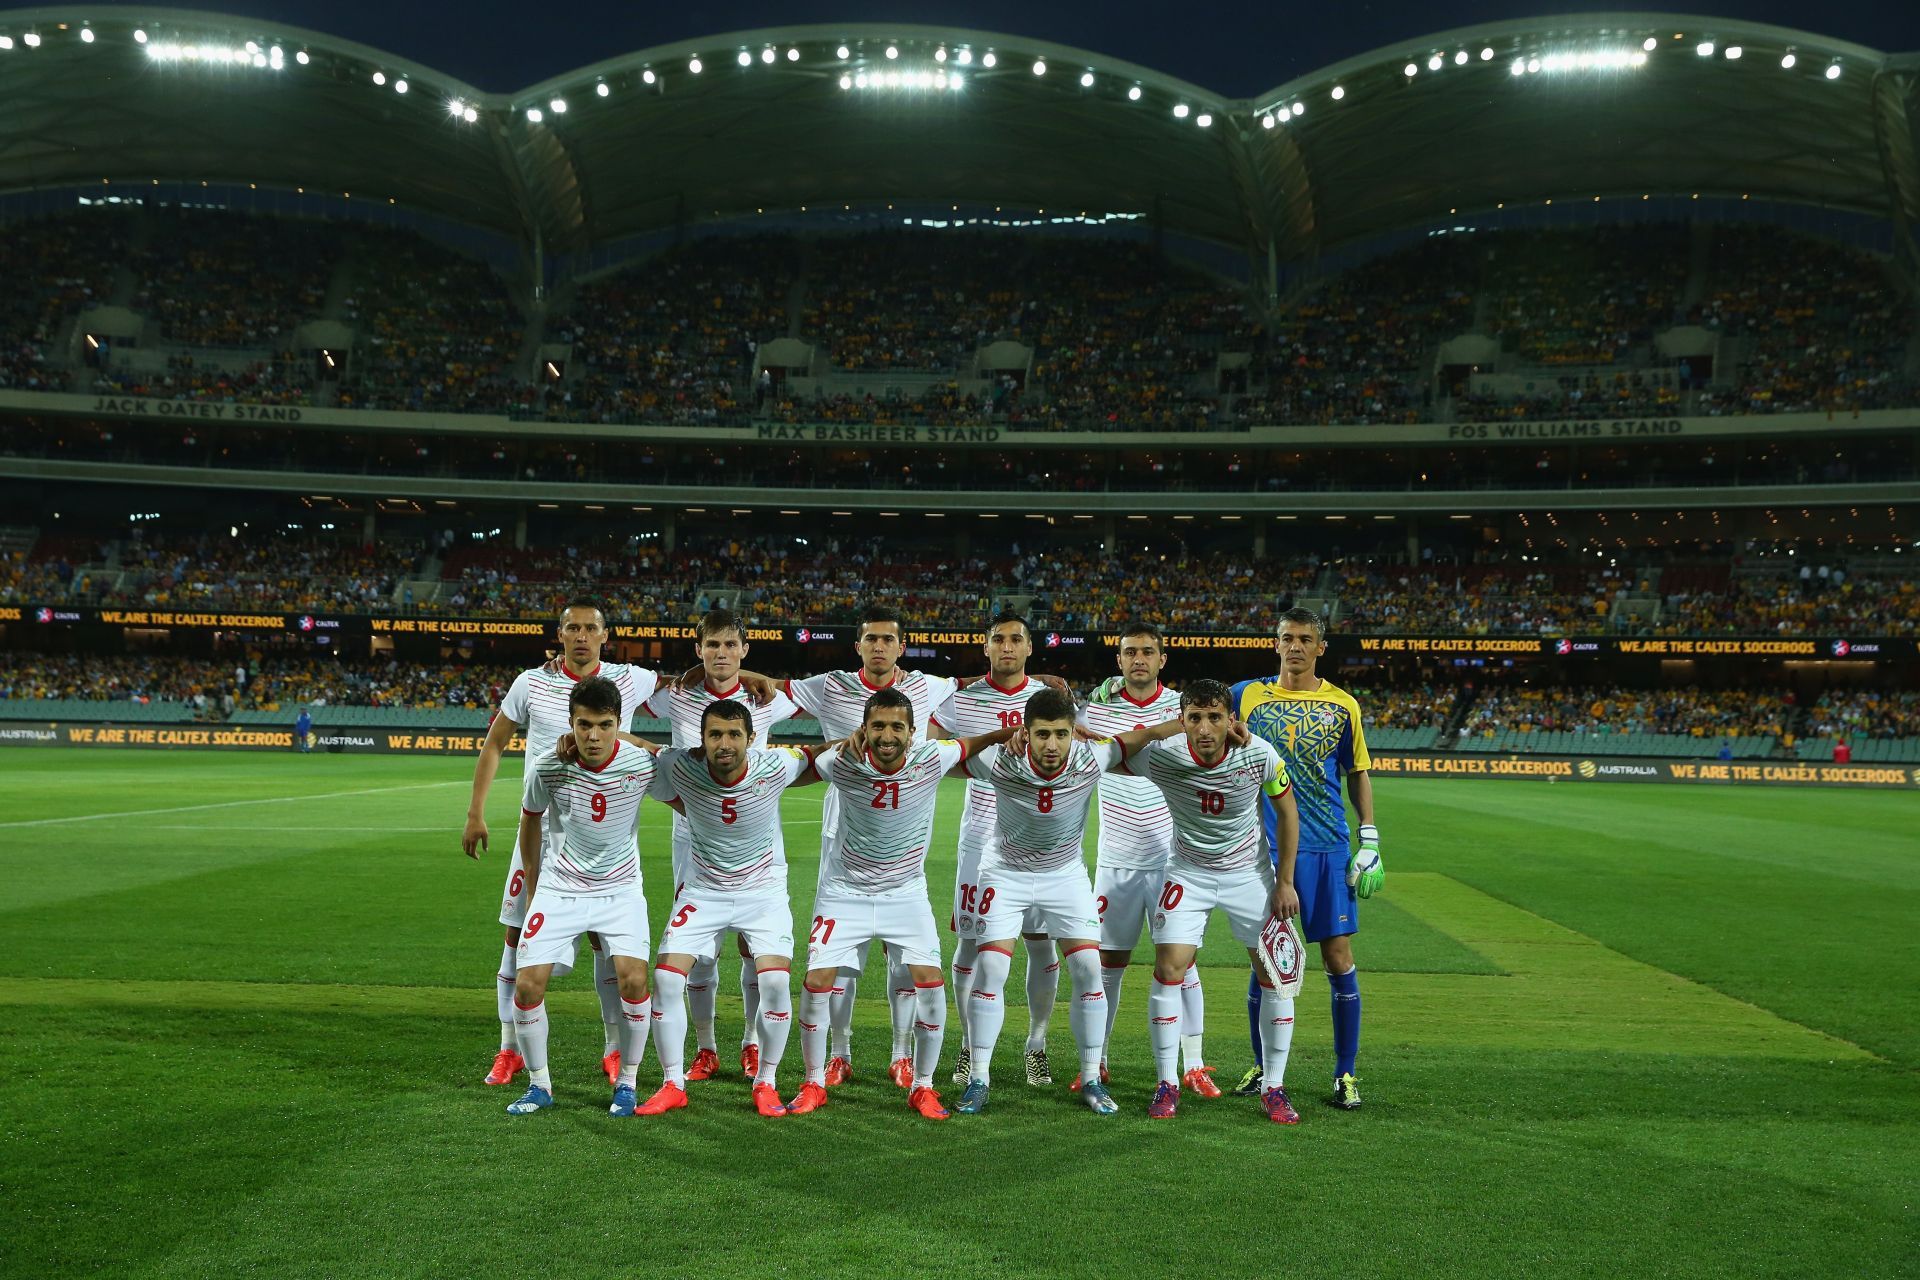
<box><xmin>1227</xmin><ymin>607</ymin><xmax>1380</xmax><ymax>1111</ymax></box>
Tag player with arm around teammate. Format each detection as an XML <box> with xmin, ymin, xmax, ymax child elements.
<box><xmin>640</xmin><ymin>608</ymin><xmax>800</xmax><ymax>1085</ymax></box>
<box><xmin>1078</xmin><ymin>621</ymin><xmax>1218</xmax><ymax>1093</ymax></box>
<box><xmin>954</xmin><ymin>689</ymin><xmax>1195</xmax><ymax>1117</ymax></box>
<box><xmin>636</xmin><ymin>700</ymin><xmax>827</xmax><ymax>1118</ymax></box>
<box><xmin>462</xmin><ymin>596</ymin><xmax>664</xmax><ymax>1089</ymax></box>
<box><xmin>1229</xmin><ymin>608</ymin><xmax>1380</xmax><ymax>1110</ymax></box>
<box><xmin>504</xmin><ymin>676</ymin><xmax>662</xmax><ymax>1118</ymax></box>
<box><xmin>786</xmin><ymin>688</ymin><xmax>1019</xmax><ymax>1121</ymax></box>
<box><xmin>1121</xmin><ymin>678</ymin><xmax>1305</xmax><ymax>1124</ymax></box>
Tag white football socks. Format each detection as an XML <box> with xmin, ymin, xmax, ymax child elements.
<box><xmin>650</xmin><ymin>966</ymin><xmax>689</xmax><ymax>1087</ymax></box>
<box><xmin>887</xmin><ymin>949</ymin><xmax>916</xmax><ymax>1059</ymax></box>
<box><xmin>911</xmin><ymin>982</ymin><xmax>945</xmax><ymax>1090</ymax></box>
<box><xmin>1024</xmin><ymin>939</ymin><xmax>1059</xmax><ymax>1053</ymax></box>
<box><xmin>1260</xmin><ymin>985</ymin><xmax>1296</xmax><ymax>1093</ymax></box>
<box><xmin>799</xmin><ymin>984</ymin><xmax>833</xmax><ymax>1086</ymax></box>
<box><xmin>951</xmin><ymin>938</ymin><xmax>979</xmax><ymax>1053</ymax></box>
<box><xmin>966</xmin><ymin>946</ymin><xmax>1013</xmax><ymax>1084</ymax></box>
<box><xmin>739</xmin><ymin>957</ymin><xmax>761</xmax><ymax>1050</ymax></box>
<box><xmin>754</xmin><ymin>968</ymin><xmax>792</xmax><ymax>1088</ymax></box>
<box><xmin>1062</xmin><ymin>946</ymin><xmax>1107</xmax><ymax>1086</ymax></box>
<box><xmin>1181</xmin><ymin>961</ymin><xmax>1206</xmax><ymax>1070</ymax></box>
<box><xmin>592</xmin><ymin>944</ymin><xmax>622</xmax><ymax>1056</ymax></box>
<box><xmin>515</xmin><ymin>997</ymin><xmax>551</xmax><ymax>1091</ymax></box>
<box><xmin>687</xmin><ymin>955</ymin><xmax>719</xmax><ymax>1053</ymax></box>
<box><xmin>618</xmin><ymin>997</ymin><xmax>649</xmax><ymax>1088</ymax></box>
<box><xmin>1148</xmin><ymin>975</ymin><xmax>1183</xmax><ymax>1085</ymax></box>
<box><xmin>497</xmin><ymin>944</ymin><xmax>518</xmax><ymax>1051</ymax></box>
<box><xmin>828</xmin><ymin>964</ymin><xmax>859</xmax><ymax>1059</ymax></box>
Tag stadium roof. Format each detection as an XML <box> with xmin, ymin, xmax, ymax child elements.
<box><xmin>0</xmin><ymin>8</ymin><xmax>1915</xmax><ymax>259</ymax></box>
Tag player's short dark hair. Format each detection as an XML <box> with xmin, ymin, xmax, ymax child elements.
<box><xmin>1180</xmin><ymin>679</ymin><xmax>1234</xmax><ymax>714</ymax></box>
<box><xmin>569</xmin><ymin>675</ymin><xmax>622</xmax><ymax>719</ymax></box>
<box><xmin>859</xmin><ymin>603</ymin><xmax>905</xmax><ymax>632</ymax></box>
<box><xmin>559</xmin><ymin>595</ymin><xmax>608</xmax><ymax>627</ymax></box>
<box><xmin>701</xmin><ymin>698</ymin><xmax>752</xmax><ymax>733</ymax></box>
<box><xmin>698</xmin><ymin>608</ymin><xmax>745</xmax><ymax>642</ymax></box>
<box><xmin>1118</xmin><ymin>620</ymin><xmax>1164</xmax><ymax>649</ymax></box>
<box><xmin>987</xmin><ymin>610</ymin><xmax>1031</xmax><ymax>640</ymax></box>
<box><xmin>1277</xmin><ymin>606</ymin><xmax>1324</xmax><ymax>640</ymax></box>
<box><xmin>1025</xmin><ymin>688</ymin><xmax>1075</xmax><ymax>725</ymax></box>
<box><xmin>863</xmin><ymin>686</ymin><xmax>915</xmax><ymax>725</ymax></box>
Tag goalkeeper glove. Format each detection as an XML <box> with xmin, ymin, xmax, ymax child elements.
<box><xmin>1088</xmin><ymin>675</ymin><xmax>1125</xmax><ymax>705</ymax></box>
<box><xmin>1348</xmin><ymin>825</ymin><xmax>1383</xmax><ymax>899</ymax></box>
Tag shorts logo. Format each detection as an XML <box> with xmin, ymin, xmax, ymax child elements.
<box><xmin>1153</xmin><ymin>912</ymin><xmax>1166</xmax><ymax>929</ymax></box>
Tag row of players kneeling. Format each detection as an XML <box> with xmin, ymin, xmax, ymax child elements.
<box><xmin>499</xmin><ymin>675</ymin><xmax>1311</xmax><ymax>1124</ymax></box>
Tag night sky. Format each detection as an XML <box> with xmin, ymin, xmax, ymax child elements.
<box><xmin>78</xmin><ymin>0</ymin><xmax>1920</xmax><ymax>94</ymax></box>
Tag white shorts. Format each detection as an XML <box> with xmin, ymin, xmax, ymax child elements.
<box><xmin>1094</xmin><ymin>862</ymin><xmax>1168</xmax><ymax>951</ymax></box>
<box><xmin>1150</xmin><ymin>859</ymin><xmax>1274</xmax><ymax>950</ymax></box>
<box><xmin>516</xmin><ymin>883</ymin><xmax>650</xmax><ymax>973</ymax></box>
<box><xmin>952</xmin><ymin>808</ymin><xmax>1046</xmax><ymax>936</ymax></box>
<box><xmin>659</xmin><ymin>886</ymin><xmax>794</xmax><ymax>962</ymax></box>
<box><xmin>965</xmin><ymin>859</ymin><xmax>1101</xmax><ymax>944</ymax></box>
<box><xmin>498</xmin><ymin>815</ymin><xmax>551</xmax><ymax>928</ymax></box>
<box><xmin>809</xmin><ymin>888</ymin><xmax>942</xmax><ymax>972</ymax></box>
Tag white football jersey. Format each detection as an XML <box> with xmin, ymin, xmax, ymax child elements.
<box><xmin>932</xmin><ymin>676</ymin><xmax>1040</xmax><ymax>844</ymax></box>
<box><xmin>788</xmin><ymin>667</ymin><xmax>957</xmax><ymax>846</ymax></box>
<box><xmin>813</xmin><ymin>739</ymin><xmax>966</xmax><ymax>896</ymax></box>
<box><xmin>964</xmin><ymin>739</ymin><xmax>1122</xmax><ymax>874</ymax></box>
<box><xmin>643</xmin><ymin>679</ymin><xmax>799</xmax><ymax>749</ymax></box>
<box><xmin>498</xmin><ymin>661</ymin><xmax>659</xmax><ymax>764</ymax></box>
<box><xmin>1125</xmin><ymin>736</ymin><xmax>1291</xmax><ymax>873</ymax></box>
<box><xmin>650</xmin><ymin>746</ymin><xmax>811</xmax><ymax>893</ymax></box>
<box><xmin>1078</xmin><ymin>683</ymin><xmax>1183</xmax><ymax>870</ymax></box>
<box><xmin>519</xmin><ymin>743</ymin><xmax>657</xmax><ymax>894</ymax></box>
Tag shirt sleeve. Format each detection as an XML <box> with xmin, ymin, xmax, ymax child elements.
<box><xmin>627</xmin><ymin>667</ymin><xmax>662</xmax><ymax>726</ymax></box>
<box><xmin>767</xmin><ymin>690</ymin><xmax>800</xmax><ymax>724</ymax></box>
<box><xmin>1087</xmin><ymin>738</ymin><xmax>1124</xmax><ymax>772</ymax></box>
<box><xmin>773</xmin><ymin>745</ymin><xmax>812</xmax><ymax>786</ymax></box>
<box><xmin>929</xmin><ymin>686</ymin><xmax>960</xmax><ymax>736</ymax></box>
<box><xmin>499</xmin><ymin>671</ymin><xmax>532</xmax><ymax>728</ymax></box>
<box><xmin>787</xmin><ymin>673</ymin><xmax>831</xmax><ymax>717</ymax></box>
<box><xmin>1228</xmin><ymin>679</ymin><xmax>1255</xmax><ymax>719</ymax></box>
<box><xmin>811</xmin><ymin>744</ymin><xmax>844</xmax><ymax>784</ymax></box>
<box><xmin>1344</xmin><ymin>695</ymin><xmax>1373</xmax><ymax>772</ymax></box>
<box><xmin>932</xmin><ymin>739</ymin><xmax>965</xmax><ymax>772</ymax></box>
<box><xmin>1260</xmin><ymin>741</ymin><xmax>1293</xmax><ymax>797</ymax></box>
<box><xmin>521</xmin><ymin>759</ymin><xmax>553</xmax><ymax>814</ymax></box>
<box><xmin>647</xmin><ymin>750</ymin><xmax>682</xmax><ymax>804</ymax></box>
<box><xmin>963</xmin><ymin>742</ymin><xmax>999</xmax><ymax>779</ymax></box>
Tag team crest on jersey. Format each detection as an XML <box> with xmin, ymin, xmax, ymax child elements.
<box><xmin>1317</xmin><ymin>708</ymin><xmax>1338</xmax><ymax>727</ymax></box>
<box><xmin>617</xmin><ymin>775</ymin><xmax>639</xmax><ymax>792</ymax></box>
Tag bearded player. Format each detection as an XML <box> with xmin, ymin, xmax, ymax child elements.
<box><xmin>788</xmin><ymin>688</ymin><xmax>1018</xmax><ymax>1120</ymax></box>
<box><xmin>640</xmin><ymin>609</ymin><xmax>799</xmax><ymax>1084</ymax></box>
<box><xmin>1229</xmin><ymin>607</ymin><xmax>1379</xmax><ymax>1111</ymax></box>
<box><xmin>1079</xmin><ymin>621</ymin><xmax>1214</xmax><ymax>1093</ymax></box>
<box><xmin>1119</xmin><ymin>679</ymin><xmax>1303</xmax><ymax>1124</ymax></box>
<box><xmin>462</xmin><ymin>597</ymin><xmax>663</xmax><ymax>1089</ymax></box>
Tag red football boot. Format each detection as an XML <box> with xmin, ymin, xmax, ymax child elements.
<box><xmin>686</xmin><ymin>1048</ymin><xmax>721</xmax><ymax>1081</ymax></box>
<box><xmin>824</xmin><ymin>1055</ymin><xmax>852</xmax><ymax>1086</ymax></box>
<box><xmin>752</xmin><ymin>1083</ymin><xmax>788</xmax><ymax>1117</ymax></box>
<box><xmin>483</xmin><ymin>1049</ymin><xmax>525</xmax><ymax>1086</ymax></box>
<box><xmin>635</xmin><ymin>1081</ymin><xmax>689</xmax><ymax>1115</ymax></box>
<box><xmin>1183</xmin><ymin>1066</ymin><xmax>1223</xmax><ymax>1098</ymax></box>
<box><xmin>786</xmin><ymin>1082</ymin><xmax>829</xmax><ymax>1115</ymax></box>
<box><xmin>907</xmin><ymin>1086</ymin><xmax>951</xmax><ymax>1120</ymax></box>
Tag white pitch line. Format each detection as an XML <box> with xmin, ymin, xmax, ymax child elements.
<box><xmin>0</xmin><ymin>780</ymin><xmax>467</xmax><ymax>829</ymax></box>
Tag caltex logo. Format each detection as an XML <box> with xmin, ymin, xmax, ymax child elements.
<box><xmin>1556</xmin><ymin>639</ymin><xmax>1574</xmax><ymax>655</ymax></box>
<box><xmin>1045</xmin><ymin>633</ymin><xmax>1061</xmax><ymax>648</ymax></box>
<box><xmin>298</xmin><ymin>615</ymin><xmax>315</xmax><ymax>632</ymax></box>
<box><xmin>796</xmin><ymin>628</ymin><xmax>812</xmax><ymax>645</ymax></box>
<box><xmin>35</xmin><ymin>608</ymin><xmax>53</xmax><ymax>623</ymax></box>
<box><xmin>1831</xmin><ymin>639</ymin><xmax>1851</xmax><ymax>657</ymax></box>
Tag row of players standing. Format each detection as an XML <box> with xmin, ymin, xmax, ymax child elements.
<box><xmin>460</xmin><ymin>600</ymin><xmax>1382</xmax><ymax>1122</ymax></box>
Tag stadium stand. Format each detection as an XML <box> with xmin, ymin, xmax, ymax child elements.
<box><xmin>1453</xmin><ymin>684</ymin><xmax>1790</xmax><ymax>757</ymax></box>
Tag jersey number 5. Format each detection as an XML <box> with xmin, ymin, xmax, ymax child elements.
<box><xmin>671</xmin><ymin>903</ymin><xmax>697</xmax><ymax>928</ymax></box>
<box><xmin>720</xmin><ymin>797</ymin><xmax>739</xmax><ymax>825</ymax></box>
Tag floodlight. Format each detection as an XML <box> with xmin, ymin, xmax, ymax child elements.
<box><xmin>1724</xmin><ymin>45</ymin><xmax>1742</xmax><ymax>60</ymax></box>
<box><xmin>761</xmin><ymin>48</ymin><xmax>775</xmax><ymax>64</ymax></box>
<box><xmin>394</xmin><ymin>79</ymin><xmax>408</xmax><ymax>93</ymax></box>
<box><xmin>836</xmin><ymin>45</ymin><xmax>850</xmax><ymax>59</ymax></box>
<box><xmin>935</xmin><ymin>47</ymin><xmax>947</xmax><ymax>62</ymax></box>
<box><xmin>296</xmin><ymin>49</ymin><xmax>308</xmax><ymax>64</ymax></box>
<box><xmin>786</xmin><ymin>48</ymin><xmax>799</xmax><ymax>61</ymax></box>
<box><xmin>1404</xmin><ymin>62</ymin><xmax>1418</xmax><ymax>76</ymax></box>
<box><xmin>1780</xmin><ymin>52</ymin><xmax>1796</xmax><ymax>68</ymax></box>
<box><xmin>1291</xmin><ymin>100</ymin><xmax>1303</xmax><ymax>116</ymax></box>
<box><xmin>1032</xmin><ymin>59</ymin><xmax>1046</xmax><ymax>75</ymax></box>
<box><xmin>1173</xmin><ymin>103</ymin><xmax>1189</xmax><ymax>117</ymax></box>
<box><xmin>1696</xmin><ymin>42</ymin><xmax>1714</xmax><ymax>56</ymax></box>
<box><xmin>838</xmin><ymin>73</ymin><xmax>851</xmax><ymax>89</ymax></box>
<box><xmin>1825</xmin><ymin>62</ymin><xmax>1840</xmax><ymax>79</ymax></box>
<box><xmin>737</xmin><ymin>51</ymin><xmax>751</xmax><ymax>66</ymax></box>
<box><xmin>1261</xmin><ymin>114</ymin><xmax>1275</xmax><ymax>128</ymax></box>
<box><xmin>549</xmin><ymin>97</ymin><xmax>565</xmax><ymax>112</ymax></box>
<box><xmin>80</xmin><ymin>27</ymin><xmax>94</xmax><ymax>43</ymax></box>
<box><xmin>596</xmin><ymin>81</ymin><xmax>609</xmax><ymax>96</ymax></box>
<box><xmin>885</xmin><ymin>45</ymin><xmax>898</xmax><ymax>59</ymax></box>
<box><xmin>1480</xmin><ymin>47</ymin><xmax>1494</xmax><ymax>60</ymax></box>
<box><xmin>23</xmin><ymin>32</ymin><xmax>39</xmax><ymax>47</ymax></box>
<box><xmin>982</xmin><ymin>52</ymin><xmax>996</xmax><ymax>67</ymax></box>
<box><xmin>1330</xmin><ymin>84</ymin><xmax>1344</xmax><ymax>99</ymax></box>
<box><xmin>526</xmin><ymin>107</ymin><xmax>542</xmax><ymax>122</ymax></box>
<box><xmin>134</xmin><ymin>28</ymin><xmax>147</xmax><ymax>43</ymax></box>
<box><xmin>372</xmin><ymin>71</ymin><xmax>385</xmax><ymax>84</ymax></box>
<box><xmin>1080</xmin><ymin>71</ymin><xmax>1093</xmax><ymax>86</ymax></box>
<box><xmin>1277</xmin><ymin>107</ymin><xmax>1291</xmax><ymax>121</ymax></box>
<box><xmin>463</xmin><ymin>106</ymin><xmax>477</xmax><ymax>122</ymax></box>
<box><xmin>1427</xmin><ymin>54</ymin><xmax>1443</xmax><ymax>70</ymax></box>
<box><xmin>643</xmin><ymin>68</ymin><xmax>656</xmax><ymax>83</ymax></box>
<box><xmin>1196</xmin><ymin>112</ymin><xmax>1212</xmax><ymax>126</ymax></box>
<box><xmin>1511</xmin><ymin>58</ymin><xmax>1525</xmax><ymax>75</ymax></box>
<box><xmin>957</xmin><ymin>49</ymin><xmax>972</xmax><ymax>65</ymax></box>
<box><xmin>1454</xmin><ymin>50</ymin><xmax>1467</xmax><ymax>64</ymax></box>
<box><xmin>1127</xmin><ymin>85</ymin><xmax>1141</xmax><ymax>100</ymax></box>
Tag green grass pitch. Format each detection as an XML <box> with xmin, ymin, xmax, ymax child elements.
<box><xmin>3</xmin><ymin>748</ymin><xmax>1917</xmax><ymax>1278</ymax></box>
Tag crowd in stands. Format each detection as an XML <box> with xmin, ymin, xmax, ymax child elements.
<box><xmin>91</xmin><ymin>354</ymin><xmax>314</xmax><ymax>406</ymax></box>
<box><xmin>1658</xmin><ymin>567</ymin><xmax>1920</xmax><ymax>636</ymax></box>
<box><xmin>0</xmin><ymin>210</ymin><xmax>129</xmax><ymax>393</ymax></box>
<box><xmin>1803</xmin><ymin>688</ymin><xmax>1920</xmax><ymax>740</ymax></box>
<box><xmin>1370</xmin><ymin>681</ymin><xmax>1457</xmax><ymax>731</ymax></box>
<box><xmin>133</xmin><ymin>210</ymin><xmax>338</xmax><ymax>348</ymax></box>
<box><xmin>340</xmin><ymin>232</ymin><xmax>524</xmax><ymax>415</ymax></box>
<box><xmin>0</xmin><ymin>652</ymin><xmax>514</xmax><ymax>714</ymax></box>
<box><xmin>1335</xmin><ymin>564</ymin><xmax>1619</xmax><ymax>635</ymax></box>
<box><xmin>2</xmin><ymin>211</ymin><xmax>1913</xmax><ymax>426</ymax></box>
<box><xmin>1460</xmin><ymin>684</ymin><xmax>1791</xmax><ymax>741</ymax></box>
